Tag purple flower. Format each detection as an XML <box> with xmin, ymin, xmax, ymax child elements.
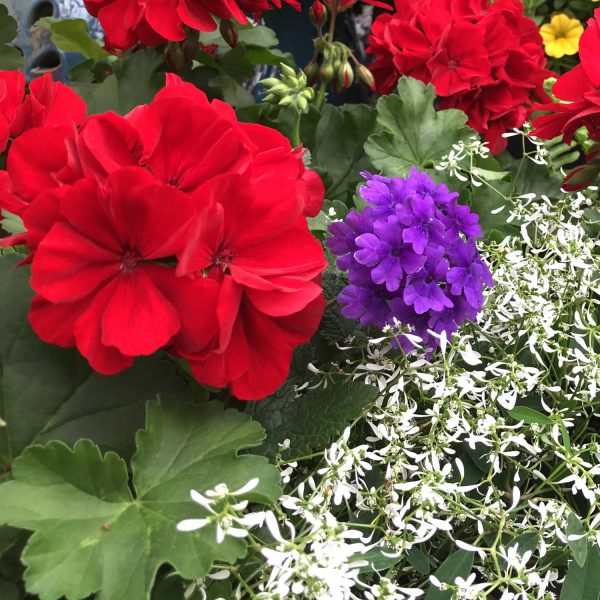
<box><xmin>447</xmin><ymin>240</ymin><xmax>494</xmax><ymax>308</ymax></box>
<box><xmin>404</xmin><ymin>257</ymin><xmax>454</xmax><ymax>314</ymax></box>
<box><xmin>354</xmin><ymin>217</ymin><xmax>426</xmax><ymax>292</ymax></box>
<box><xmin>327</xmin><ymin>169</ymin><xmax>493</xmax><ymax>355</ymax></box>
<box><xmin>395</xmin><ymin>194</ymin><xmax>447</xmax><ymax>254</ymax></box>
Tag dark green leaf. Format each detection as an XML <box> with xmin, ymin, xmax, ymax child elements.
<box><xmin>567</xmin><ymin>514</ymin><xmax>589</xmax><ymax>569</ymax></box>
<box><xmin>425</xmin><ymin>550</ymin><xmax>473</xmax><ymax>600</ymax></box>
<box><xmin>0</xmin><ymin>254</ymin><xmax>197</xmax><ymax>465</ymax></box>
<box><xmin>0</xmin><ymin>399</ymin><xmax>280</xmax><ymax>600</ymax></box>
<box><xmin>309</xmin><ymin>104</ymin><xmax>377</xmax><ymax>205</ymax></box>
<box><xmin>0</xmin><ymin>46</ymin><xmax>24</xmax><ymax>71</ymax></box>
<box><xmin>560</xmin><ymin>543</ymin><xmax>600</xmax><ymax>600</ymax></box>
<box><xmin>0</xmin><ymin>6</ymin><xmax>23</xmax><ymax>70</ymax></box>
<box><xmin>508</xmin><ymin>406</ymin><xmax>553</xmax><ymax>426</ymax></box>
<box><xmin>0</xmin><ymin>5</ymin><xmax>17</xmax><ymax>44</ymax></box>
<box><xmin>365</xmin><ymin>77</ymin><xmax>474</xmax><ymax>177</ymax></box>
<box><xmin>73</xmin><ymin>50</ymin><xmax>164</xmax><ymax>115</ymax></box>
<box><xmin>357</xmin><ymin>546</ymin><xmax>401</xmax><ymax>574</ymax></box>
<box><xmin>246</xmin><ymin>376</ymin><xmax>380</xmax><ymax>459</ymax></box>
<box><xmin>407</xmin><ymin>546</ymin><xmax>431</xmax><ymax>575</ymax></box>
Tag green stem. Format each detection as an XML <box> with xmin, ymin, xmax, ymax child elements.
<box><xmin>291</xmin><ymin>109</ymin><xmax>301</xmax><ymax>148</ymax></box>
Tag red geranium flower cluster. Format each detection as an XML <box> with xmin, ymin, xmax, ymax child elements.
<box><xmin>366</xmin><ymin>0</ymin><xmax>550</xmax><ymax>153</ymax></box>
<box><xmin>0</xmin><ymin>74</ymin><xmax>326</xmax><ymax>401</ymax></box>
<box><xmin>532</xmin><ymin>9</ymin><xmax>600</xmax><ymax>145</ymax></box>
<box><xmin>0</xmin><ymin>71</ymin><xmax>86</xmax><ymax>152</ymax></box>
<box><xmin>84</xmin><ymin>0</ymin><xmax>299</xmax><ymax>50</ymax></box>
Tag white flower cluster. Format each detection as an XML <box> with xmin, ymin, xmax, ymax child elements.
<box><xmin>178</xmin><ymin>187</ymin><xmax>599</xmax><ymax>599</ymax></box>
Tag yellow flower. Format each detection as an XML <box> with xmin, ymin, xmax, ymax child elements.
<box><xmin>539</xmin><ymin>13</ymin><xmax>584</xmax><ymax>58</ymax></box>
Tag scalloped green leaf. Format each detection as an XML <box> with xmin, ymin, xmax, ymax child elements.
<box><xmin>0</xmin><ymin>399</ymin><xmax>280</xmax><ymax>600</ymax></box>
<box><xmin>365</xmin><ymin>77</ymin><xmax>474</xmax><ymax>177</ymax></box>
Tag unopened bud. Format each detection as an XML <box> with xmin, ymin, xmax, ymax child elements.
<box><xmin>304</xmin><ymin>62</ymin><xmax>319</xmax><ymax>86</ymax></box>
<box><xmin>356</xmin><ymin>64</ymin><xmax>375</xmax><ymax>90</ymax></box>
<box><xmin>220</xmin><ymin>19</ymin><xmax>238</xmax><ymax>48</ymax></box>
<box><xmin>165</xmin><ymin>42</ymin><xmax>185</xmax><ymax>72</ymax></box>
<box><xmin>182</xmin><ymin>29</ymin><xmax>200</xmax><ymax>61</ymax></box>
<box><xmin>562</xmin><ymin>164</ymin><xmax>600</xmax><ymax>192</ymax></box>
<box><xmin>309</xmin><ymin>1</ymin><xmax>328</xmax><ymax>27</ymax></box>
<box><xmin>319</xmin><ymin>63</ymin><xmax>335</xmax><ymax>84</ymax></box>
<box><xmin>337</xmin><ymin>62</ymin><xmax>354</xmax><ymax>90</ymax></box>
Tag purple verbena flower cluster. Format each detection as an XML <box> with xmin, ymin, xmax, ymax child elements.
<box><xmin>326</xmin><ymin>168</ymin><xmax>493</xmax><ymax>354</ymax></box>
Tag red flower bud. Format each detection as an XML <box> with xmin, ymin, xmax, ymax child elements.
<box><xmin>337</xmin><ymin>62</ymin><xmax>354</xmax><ymax>90</ymax></box>
<box><xmin>165</xmin><ymin>42</ymin><xmax>185</xmax><ymax>72</ymax></box>
<box><xmin>309</xmin><ymin>1</ymin><xmax>328</xmax><ymax>27</ymax></box>
<box><xmin>304</xmin><ymin>62</ymin><xmax>320</xmax><ymax>86</ymax></box>
<box><xmin>219</xmin><ymin>19</ymin><xmax>238</xmax><ymax>48</ymax></box>
<box><xmin>562</xmin><ymin>164</ymin><xmax>600</xmax><ymax>192</ymax></box>
<box><xmin>356</xmin><ymin>64</ymin><xmax>375</xmax><ymax>90</ymax></box>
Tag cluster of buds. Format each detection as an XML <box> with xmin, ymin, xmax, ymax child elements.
<box><xmin>562</xmin><ymin>142</ymin><xmax>600</xmax><ymax>191</ymax></box>
<box><xmin>261</xmin><ymin>63</ymin><xmax>315</xmax><ymax>114</ymax></box>
<box><xmin>304</xmin><ymin>1</ymin><xmax>375</xmax><ymax>94</ymax></box>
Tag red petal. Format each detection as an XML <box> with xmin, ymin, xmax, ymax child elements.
<box><xmin>100</xmin><ymin>265</ymin><xmax>181</xmax><ymax>356</ymax></box>
<box><xmin>78</xmin><ymin>113</ymin><xmax>143</xmax><ymax>180</ymax></box>
<box><xmin>104</xmin><ymin>167</ymin><xmax>196</xmax><ymax>259</ymax></box>
<box><xmin>145</xmin><ymin>0</ymin><xmax>186</xmax><ymax>40</ymax></box>
<box><xmin>31</xmin><ymin>222</ymin><xmax>120</xmax><ymax>303</ymax></box>
<box><xmin>73</xmin><ymin>279</ymin><xmax>134</xmax><ymax>374</ymax></box>
<box><xmin>29</xmin><ymin>295</ymin><xmax>87</xmax><ymax>347</ymax></box>
<box><xmin>245</xmin><ymin>280</ymin><xmax>322</xmax><ymax>317</ymax></box>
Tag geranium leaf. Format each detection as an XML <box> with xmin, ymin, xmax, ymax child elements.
<box><xmin>35</xmin><ymin>18</ymin><xmax>110</xmax><ymax>62</ymax></box>
<box><xmin>0</xmin><ymin>6</ymin><xmax>24</xmax><ymax>70</ymax></box>
<box><xmin>365</xmin><ymin>77</ymin><xmax>474</xmax><ymax>177</ymax></box>
<box><xmin>0</xmin><ymin>254</ymin><xmax>196</xmax><ymax>466</ymax></box>
<box><xmin>72</xmin><ymin>50</ymin><xmax>164</xmax><ymax>116</ymax></box>
<box><xmin>309</xmin><ymin>104</ymin><xmax>377</xmax><ymax>205</ymax></box>
<box><xmin>246</xmin><ymin>376</ymin><xmax>380</xmax><ymax>459</ymax></box>
<box><xmin>0</xmin><ymin>399</ymin><xmax>280</xmax><ymax>600</ymax></box>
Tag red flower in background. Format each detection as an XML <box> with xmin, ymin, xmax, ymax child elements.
<box><xmin>532</xmin><ymin>9</ymin><xmax>600</xmax><ymax>144</ymax></box>
<box><xmin>83</xmin><ymin>0</ymin><xmax>299</xmax><ymax>50</ymax></box>
<box><xmin>1</xmin><ymin>75</ymin><xmax>326</xmax><ymax>401</ymax></box>
<box><xmin>0</xmin><ymin>72</ymin><xmax>85</xmax><ymax>152</ymax></box>
<box><xmin>367</xmin><ymin>0</ymin><xmax>550</xmax><ymax>153</ymax></box>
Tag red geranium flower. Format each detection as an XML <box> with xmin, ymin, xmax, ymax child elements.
<box><xmin>367</xmin><ymin>0</ymin><xmax>549</xmax><ymax>153</ymax></box>
<box><xmin>3</xmin><ymin>75</ymin><xmax>326</xmax><ymax>400</ymax></box>
<box><xmin>29</xmin><ymin>167</ymin><xmax>212</xmax><ymax>374</ymax></box>
<box><xmin>83</xmin><ymin>0</ymin><xmax>299</xmax><ymax>50</ymax></box>
<box><xmin>173</xmin><ymin>172</ymin><xmax>327</xmax><ymax>399</ymax></box>
<box><xmin>532</xmin><ymin>9</ymin><xmax>600</xmax><ymax>144</ymax></box>
<box><xmin>0</xmin><ymin>71</ymin><xmax>85</xmax><ymax>152</ymax></box>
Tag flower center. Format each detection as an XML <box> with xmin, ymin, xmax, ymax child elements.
<box><xmin>213</xmin><ymin>247</ymin><xmax>235</xmax><ymax>271</ymax></box>
<box><xmin>121</xmin><ymin>248</ymin><xmax>142</xmax><ymax>273</ymax></box>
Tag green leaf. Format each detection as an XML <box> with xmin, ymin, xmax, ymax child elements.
<box><xmin>0</xmin><ymin>46</ymin><xmax>24</xmax><ymax>71</ymax></box>
<box><xmin>0</xmin><ymin>5</ymin><xmax>23</xmax><ymax>71</ymax></box>
<box><xmin>508</xmin><ymin>406</ymin><xmax>553</xmax><ymax>426</ymax></box>
<box><xmin>246</xmin><ymin>376</ymin><xmax>380</xmax><ymax>459</ymax></box>
<box><xmin>0</xmin><ymin>211</ymin><xmax>24</xmax><ymax>235</ymax></box>
<box><xmin>72</xmin><ymin>50</ymin><xmax>164</xmax><ymax>116</ymax></box>
<box><xmin>407</xmin><ymin>546</ymin><xmax>431</xmax><ymax>575</ymax></box>
<box><xmin>0</xmin><ymin>254</ymin><xmax>197</xmax><ymax>465</ymax></box>
<box><xmin>567</xmin><ymin>513</ymin><xmax>589</xmax><ymax>568</ymax></box>
<box><xmin>357</xmin><ymin>546</ymin><xmax>401</xmax><ymax>574</ymax></box>
<box><xmin>365</xmin><ymin>77</ymin><xmax>474</xmax><ymax>177</ymax></box>
<box><xmin>560</xmin><ymin>543</ymin><xmax>600</xmax><ymax>600</ymax></box>
<box><xmin>425</xmin><ymin>550</ymin><xmax>473</xmax><ymax>600</ymax></box>
<box><xmin>0</xmin><ymin>5</ymin><xmax>17</xmax><ymax>44</ymax></box>
<box><xmin>309</xmin><ymin>104</ymin><xmax>377</xmax><ymax>205</ymax></box>
<box><xmin>35</xmin><ymin>18</ymin><xmax>110</xmax><ymax>61</ymax></box>
<box><xmin>0</xmin><ymin>579</ymin><xmax>19</xmax><ymax>600</ymax></box>
<box><xmin>0</xmin><ymin>399</ymin><xmax>280</xmax><ymax>600</ymax></box>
